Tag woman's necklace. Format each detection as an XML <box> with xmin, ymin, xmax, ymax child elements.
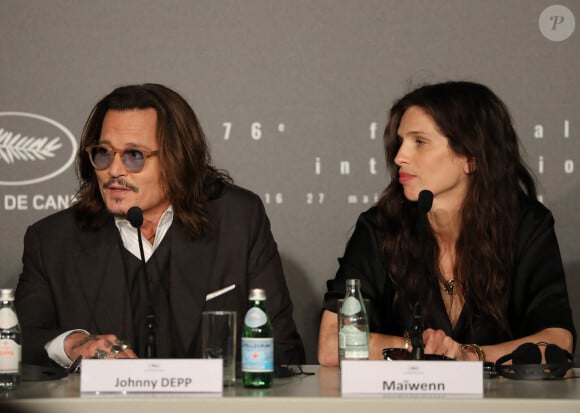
<box><xmin>440</xmin><ymin>278</ymin><xmax>461</xmax><ymax>328</ymax></box>
<box><xmin>441</xmin><ymin>278</ymin><xmax>456</xmax><ymax>295</ymax></box>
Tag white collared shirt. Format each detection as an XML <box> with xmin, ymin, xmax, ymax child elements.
<box><xmin>114</xmin><ymin>205</ymin><xmax>174</xmax><ymax>262</ymax></box>
<box><xmin>45</xmin><ymin>206</ymin><xmax>175</xmax><ymax>368</ymax></box>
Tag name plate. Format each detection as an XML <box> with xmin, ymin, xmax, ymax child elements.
<box><xmin>81</xmin><ymin>359</ymin><xmax>222</xmax><ymax>393</ymax></box>
<box><xmin>341</xmin><ymin>360</ymin><xmax>483</xmax><ymax>396</ymax></box>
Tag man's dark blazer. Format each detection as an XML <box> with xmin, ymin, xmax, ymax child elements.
<box><xmin>15</xmin><ymin>184</ymin><xmax>305</xmax><ymax>366</ymax></box>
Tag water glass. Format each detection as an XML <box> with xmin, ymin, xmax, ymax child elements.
<box><xmin>202</xmin><ymin>311</ymin><xmax>237</xmax><ymax>386</ymax></box>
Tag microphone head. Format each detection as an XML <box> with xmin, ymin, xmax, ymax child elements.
<box><xmin>417</xmin><ymin>190</ymin><xmax>434</xmax><ymax>214</ymax></box>
<box><xmin>127</xmin><ymin>206</ymin><xmax>143</xmax><ymax>228</ymax></box>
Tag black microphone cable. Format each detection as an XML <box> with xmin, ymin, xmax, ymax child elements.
<box><xmin>127</xmin><ymin>206</ymin><xmax>157</xmax><ymax>358</ymax></box>
<box><xmin>412</xmin><ymin>190</ymin><xmax>433</xmax><ymax>360</ymax></box>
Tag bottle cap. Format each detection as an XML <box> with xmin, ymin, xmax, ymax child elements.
<box><xmin>0</xmin><ymin>289</ymin><xmax>15</xmax><ymax>301</ymax></box>
<box><xmin>248</xmin><ymin>288</ymin><xmax>266</xmax><ymax>301</ymax></box>
<box><xmin>346</xmin><ymin>279</ymin><xmax>360</xmax><ymax>288</ymax></box>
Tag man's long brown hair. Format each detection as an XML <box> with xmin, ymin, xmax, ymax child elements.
<box><xmin>75</xmin><ymin>83</ymin><xmax>231</xmax><ymax>235</ymax></box>
<box><xmin>377</xmin><ymin>81</ymin><xmax>537</xmax><ymax>334</ymax></box>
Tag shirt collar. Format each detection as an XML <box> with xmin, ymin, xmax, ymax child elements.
<box><xmin>114</xmin><ymin>205</ymin><xmax>174</xmax><ymax>232</ymax></box>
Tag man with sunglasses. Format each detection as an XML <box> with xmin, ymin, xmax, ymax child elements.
<box><xmin>15</xmin><ymin>84</ymin><xmax>305</xmax><ymax>368</ymax></box>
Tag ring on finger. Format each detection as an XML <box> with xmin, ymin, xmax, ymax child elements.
<box><xmin>110</xmin><ymin>342</ymin><xmax>129</xmax><ymax>356</ymax></box>
<box><xmin>94</xmin><ymin>349</ymin><xmax>108</xmax><ymax>359</ymax></box>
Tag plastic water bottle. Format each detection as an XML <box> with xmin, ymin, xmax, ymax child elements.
<box><xmin>338</xmin><ymin>279</ymin><xmax>369</xmax><ymax>360</ymax></box>
<box><xmin>242</xmin><ymin>288</ymin><xmax>273</xmax><ymax>388</ymax></box>
<box><xmin>0</xmin><ymin>289</ymin><xmax>21</xmax><ymax>390</ymax></box>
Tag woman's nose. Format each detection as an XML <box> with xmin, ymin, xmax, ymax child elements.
<box><xmin>394</xmin><ymin>145</ymin><xmax>408</xmax><ymax>166</ymax></box>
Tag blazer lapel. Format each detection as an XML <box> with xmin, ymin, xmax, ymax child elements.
<box><xmin>74</xmin><ymin>219</ymin><xmax>133</xmax><ymax>339</ymax></box>
<box><xmin>169</xmin><ymin>219</ymin><xmax>218</xmax><ymax>355</ymax></box>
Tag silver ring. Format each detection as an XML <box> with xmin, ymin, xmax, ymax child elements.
<box><xmin>94</xmin><ymin>349</ymin><xmax>108</xmax><ymax>359</ymax></box>
<box><xmin>110</xmin><ymin>342</ymin><xmax>129</xmax><ymax>355</ymax></box>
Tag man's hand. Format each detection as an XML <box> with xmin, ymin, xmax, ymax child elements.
<box><xmin>65</xmin><ymin>332</ymin><xmax>137</xmax><ymax>360</ymax></box>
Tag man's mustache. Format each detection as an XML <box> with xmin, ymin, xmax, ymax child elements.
<box><xmin>103</xmin><ymin>178</ymin><xmax>138</xmax><ymax>193</ymax></box>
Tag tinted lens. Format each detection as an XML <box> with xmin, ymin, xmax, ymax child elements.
<box><xmin>90</xmin><ymin>146</ymin><xmax>112</xmax><ymax>169</ymax></box>
<box><xmin>121</xmin><ymin>149</ymin><xmax>145</xmax><ymax>172</ymax></box>
<box><xmin>424</xmin><ymin>354</ymin><xmax>453</xmax><ymax>361</ymax></box>
<box><xmin>383</xmin><ymin>348</ymin><xmax>411</xmax><ymax>360</ymax></box>
<box><xmin>382</xmin><ymin>348</ymin><xmax>453</xmax><ymax>361</ymax></box>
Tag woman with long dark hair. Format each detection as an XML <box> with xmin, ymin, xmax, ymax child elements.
<box><xmin>318</xmin><ymin>81</ymin><xmax>575</xmax><ymax>366</ymax></box>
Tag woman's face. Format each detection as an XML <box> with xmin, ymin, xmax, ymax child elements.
<box><xmin>394</xmin><ymin>106</ymin><xmax>471</xmax><ymax>210</ymax></box>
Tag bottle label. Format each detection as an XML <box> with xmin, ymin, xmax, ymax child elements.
<box><xmin>340</xmin><ymin>296</ymin><xmax>362</xmax><ymax>316</ymax></box>
<box><xmin>0</xmin><ymin>308</ymin><xmax>18</xmax><ymax>329</ymax></box>
<box><xmin>244</xmin><ymin>307</ymin><xmax>268</xmax><ymax>327</ymax></box>
<box><xmin>339</xmin><ymin>325</ymin><xmax>369</xmax><ymax>359</ymax></box>
<box><xmin>0</xmin><ymin>339</ymin><xmax>21</xmax><ymax>373</ymax></box>
<box><xmin>241</xmin><ymin>338</ymin><xmax>274</xmax><ymax>372</ymax></box>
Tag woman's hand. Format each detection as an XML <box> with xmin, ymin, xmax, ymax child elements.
<box><xmin>423</xmin><ymin>327</ymin><xmax>573</xmax><ymax>363</ymax></box>
<box><xmin>423</xmin><ymin>328</ymin><xmax>474</xmax><ymax>360</ymax></box>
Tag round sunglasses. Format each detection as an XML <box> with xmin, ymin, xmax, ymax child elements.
<box><xmin>85</xmin><ymin>144</ymin><xmax>160</xmax><ymax>172</ymax></box>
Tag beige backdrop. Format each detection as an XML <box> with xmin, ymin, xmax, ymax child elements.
<box><xmin>1</xmin><ymin>0</ymin><xmax>578</xmax><ymax>363</ymax></box>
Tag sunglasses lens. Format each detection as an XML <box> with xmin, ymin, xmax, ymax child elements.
<box><xmin>383</xmin><ymin>348</ymin><xmax>410</xmax><ymax>360</ymax></box>
<box><xmin>122</xmin><ymin>149</ymin><xmax>145</xmax><ymax>172</ymax></box>
<box><xmin>382</xmin><ymin>348</ymin><xmax>453</xmax><ymax>361</ymax></box>
<box><xmin>424</xmin><ymin>354</ymin><xmax>453</xmax><ymax>361</ymax></box>
<box><xmin>90</xmin><ymin>146</ymin><xmax>112</xmax><ymax>169</ymax></box>
<box><xmin>88</xmin><ymin>145</ymin><xmax>151</xmax><ymax>172</ymax></box>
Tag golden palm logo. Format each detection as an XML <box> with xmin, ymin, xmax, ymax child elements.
<box><xmin>0</xmin><ymin>128</ymin><xmax>62</xmax><ymax>164</ymax></box>
<box><xmin>0</xmin><ymin>112</ymin><xmax>77</xmax><ymax>186</ymax></box>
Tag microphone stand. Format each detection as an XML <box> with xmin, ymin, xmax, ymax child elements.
<box><xmin>136</xmin><ymin>228</ymin><xmax>157</xmax><ymax>359</ymax></box>
<box><xmin>412</xmin><ymin>190</ymin><xmax>433</xmax><ymax>360</ymax></box>
<box><xmin>129</xmin><ymin>206</ymin><xmax>157</xmax><ymax>359</ymax></box>
<box><xmin>410</xmin><ymin>302</ymin><xmax>424</xmax><ymax>360</ymax></box>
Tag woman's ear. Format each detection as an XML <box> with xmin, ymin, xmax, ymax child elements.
<box><xmin>464</xmin><ymin>158</ymin><xmax>476</xmax><ymax>174</ymax></box>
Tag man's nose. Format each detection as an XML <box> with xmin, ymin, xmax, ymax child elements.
<box><xmin>107</xmin><ymin>152</ymin><xmax>127</xmax><ymax>177</ymax></box>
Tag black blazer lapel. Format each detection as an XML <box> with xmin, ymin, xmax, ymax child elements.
<box><xmin>75</xmin><ymin>220</ymin><xmax>133</xmax><ymax>340</ymax></box>
<box><xmin>168</xmin><ymin>219</ymin><xmax>218</xmax><ymax>356</ymax></box>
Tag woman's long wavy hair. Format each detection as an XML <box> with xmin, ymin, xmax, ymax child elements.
<box><xmin>75</xmin><ymin>83</ymin><xmax>231</xmax><ymax>236</ymax></box>
<box><xmin>377</xmin><ymin>81</ymin><xmax>536</xmax><ymax>333</ymax></box>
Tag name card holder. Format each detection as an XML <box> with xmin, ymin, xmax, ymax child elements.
<box><xmin>341</xmin><ymin>360</ymin><xmax>483</xmax><ymax>396</ymax></box>
<box><xmin>81</xmin><ymin>359</ymin><xmax>222</xmax><ymax>393</ymax></box>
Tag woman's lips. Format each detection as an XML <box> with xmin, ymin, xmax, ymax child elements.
<box><xmin>398</xmin><ymin>172</ymin><xmax>415</xmax><ymax>184</ymax></box>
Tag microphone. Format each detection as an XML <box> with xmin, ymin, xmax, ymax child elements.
<box><xmin>410</xmin><ymin>302</ymin><xmax>424</xmax><ymax>360</ymax></box>
<box><xmin>416</xmin><ymin>189</ymin><xmax>433</xmax><ymax>247</ymax></box>
<box><xmin>127</xmin><ymin>206</ymin><xmax>143</xmax><ymax>228</ymax></box>
<box><xmin>413</xmin><ymin>190</ymin><xmax>433</xmax><ymax>360</ymax></box>
<box><xmin>417</xmin><ymin>189</ymin><xmax>433</xmax><ymax>215</ymax></box>
<box><xmin>127</xmin><ymin>206</ymin><xmax>157</xmax><ymax>358</ymax></box>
